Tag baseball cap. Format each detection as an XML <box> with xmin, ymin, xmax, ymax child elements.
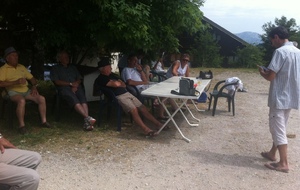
<box><xmin>4</xmin><ymin>47</ymin><xmax>17</xmax><ymax>58</ymax></box>
<box><xmin>97</xmin><ymin>57</ymin><xmax>111</xmax><ymax>68</ymax></box>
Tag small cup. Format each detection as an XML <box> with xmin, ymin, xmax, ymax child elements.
<box><xmin>197</xmin><ymin>78</ymin><xmax>202</xmax><ymax>85</ymax></box>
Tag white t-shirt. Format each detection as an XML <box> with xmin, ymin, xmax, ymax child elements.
<box><xmin>121</xmin><ymin>67</ymin><xmax>144</xmax><ymax>89</ymax></box>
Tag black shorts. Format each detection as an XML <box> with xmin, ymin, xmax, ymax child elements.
<box><xmin>59</xmin><ymin>87</ymin><xmax>87</xmax><ymax>107</ymax></box>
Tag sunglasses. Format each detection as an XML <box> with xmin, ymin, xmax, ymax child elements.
<box><xmin>182</xmin><ymin>59</ymin><xmax>189</xmax><ymax>62</ymax></box>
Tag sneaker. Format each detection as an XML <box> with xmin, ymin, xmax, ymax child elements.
<box><xmin>84</xmin><ymin>116</ymin><xmax>96</xmax><ymax>126</ymax></box>
<box><xmin>83</xmin><ymin>123</ymin><xmax>94</xmax><ymax>131</ymax></box>
<box><xmin>41</xmin><ymin>122</ymin><xmax>52</xmax><ymax>128</ymax></box>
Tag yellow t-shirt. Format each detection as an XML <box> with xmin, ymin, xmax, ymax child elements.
<box><xmin>0</xmin><ymin>63</ymin><xmax>33</xmax><ymax>92</ymax></box>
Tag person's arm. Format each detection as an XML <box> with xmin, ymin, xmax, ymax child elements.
<box><xmin>28</xmin><ymin>77</ymin><xmax>40</xmax><ymax>96</ymax></box>
<box><xmin>185</xmin><ymin>65</ymin><xmax>190</xmax><ymax>77</ymax></box>
<box><xmin>0</xmin><ymin>78</ymin><xmax>26</xmax><ymax>88</ymax></box>
<box><xmin>106</xmin><ymin>79</ymin><xmax>126</xmax><ymax>88</ymax></box>
<box><xmin>258</xmin><ymin>66</ymin><xmax>276</xmax><ymax>81</ymax></box>
<box><xmin>125</xmin><ymin>64</ymin><xmax>149</xmax><ymax>86</ymax></box>
<box><xmin>172</xmin><ymin>61</ymin><xmax>180</xmax><ymax>76</ymax></box>
<box><xmin>0</xmin><ymin>134</ymin><xmax>17</xmax><ymax>154</ymax></box>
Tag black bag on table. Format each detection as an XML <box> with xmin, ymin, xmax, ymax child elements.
<box><xmin>179</xmin><ymin>78</ymin><xmax>195</xmax><ymax>96</ymax></box>
<box><xmin>199</xmin><ymin>70</ymin><xmax>213</xmax><ymax>79</ymax></box>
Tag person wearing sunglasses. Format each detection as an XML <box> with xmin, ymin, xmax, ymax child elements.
<box><xmin>166</xmin><ymin>53</ymin><xmax>190</xmax><ymax>78</ymax></box>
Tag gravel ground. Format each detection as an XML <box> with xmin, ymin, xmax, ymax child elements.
<box><xmin>29</xmin><ymin>70</ymin><xmax>299</xmax><ymax>190</ymax></box>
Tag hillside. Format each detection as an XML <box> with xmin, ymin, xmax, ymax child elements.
<box><xmin>235</xmin><ymin>31</ymin><xmax>262</xmax><ymax>45</ymax></box>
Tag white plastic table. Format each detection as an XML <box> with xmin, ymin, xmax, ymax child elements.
<box><xmin>141</xmin><ymin>76</ymin><xmax>211</xmax><ymax>142</ymax></box>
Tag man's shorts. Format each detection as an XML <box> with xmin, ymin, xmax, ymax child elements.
<box><xmin>8</xmin><ymin>89</ymin><xmax>31</xmax><ymax>97</ymax></box>
<box><xmin>269</xmin><ymin>108</ymin><xmax>291</xmax><ymax>146</ymax></box>
<box><xmin>59</xmin><ymin>87</ymin><xmax>87</xmax><ymax>107</ymax></box>
<box><xmin>116</xmin><ymin>92</ymin><xmax>142</xmax><ymax>113</ymax></box>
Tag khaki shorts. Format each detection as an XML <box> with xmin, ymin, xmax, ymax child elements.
<box><xmin>269</xmin><ymin>108</ymin><xmax>291</xmax><ymax>146</ymax></box>
<box><xmin>116</xmin><ymin>92</ymin><xmax>142</xmax><ymax>113</ymax></box>
<box><xmin>8</xmin><ymin>89</ymin><xmax>31</xmax><ymax>97</ymax></box>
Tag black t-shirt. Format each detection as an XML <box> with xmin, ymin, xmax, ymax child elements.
<box><xmin>94</xmin><ymin>73</ymin><xmax>127</xmax><ymax>96</ymax></box>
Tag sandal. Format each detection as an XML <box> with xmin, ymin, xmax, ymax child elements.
<box><xmin>145</xmin><ymin>130</ymin><xmax>156</xmax><ymax>137</ymax></box>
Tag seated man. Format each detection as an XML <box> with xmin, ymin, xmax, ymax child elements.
<box><xmin>50</xmin><ymin>50</ymin><xmax>96</xmax><ymax>131</ymax></box>
<box><xmin>94</xmin><ymin>57</ymin><xmax>164</xmax><ymax>136</ymax></box>
<box><xmin>122</xmin><ymin>54</ymin><xmax>178</xmax><ymax>120</ymax></box>
<box><xmin>0</xmin><ymin>132</ymin><xmax>41</xmax><ymax>189</ymax></box>
<box><xmin>121</xmin><ymin>53</ymin><xmax>150</xmax><ymax>92</ymax></box>
<box><xmin>152</xmin><ymin>57</ymin><xmax>166</xmax><ymax>73</ymax></box>
<box><xmin>0</xmin><ymin>47</ymin><xmax>51</xmax><ymax>134</ymax></box>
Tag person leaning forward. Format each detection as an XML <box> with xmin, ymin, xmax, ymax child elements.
<box><xmin>0</xmin><ymin>132</ymin><xmax>41</xmax><ymax>189</ymax></box>
<box><xmin>0</xmin><ymin>47</ymin><xmax>51</xmax><ymax>134</ymax></box>
<box><xmin>94</xmin><ymin>57</ymin><xmax>164</xmax><ymax>136</ymax></box>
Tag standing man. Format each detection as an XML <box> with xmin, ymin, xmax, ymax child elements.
<box><xmin>0</xmin><ymin>47</ymin><xmax>51</xmax><ymax>134</ymax></box>
<box><xmin>258</xmin><ymin>26</ymin><xmax>300</xmax><ymax>173</ymax></box>
<box><xmin>50</xmin><ymin>50</ymin><xmax>96</xmax><ymax>131</ymax></box>
<box><xmin>0</xmin><ymin>133</ymin><xmax>41</xmax><ymax>189</ymax></box>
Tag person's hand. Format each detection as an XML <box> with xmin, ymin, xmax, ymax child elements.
<box><xmin>72</xmin><ymin>81</ymin><xmax>80</xmax><ymax>87</ymax></box>
<box><xmin>0</xmin><ymin>137</ymin><xmax>17</xmax><ymax>154</ymax></box>
<box><xmin>257</xmin><ymin>65</ymin><xmax>269</xmax><ymax>75</ymax></box>
<box><xmin>71</xmin><ymin>86</ymin><xmax>78</xmax><ymax>93</ymax></box>
<box><xmin>30</xmin><ymin>86</ymin><xmax>39</xmax><ymax>96</ymax></box>
<box><xmin>18</xmin><ymin>78</ymin><xmax>27</xmax><ymax>85</ymax></box>
<box><xmin>117</xmin><ymin>79</ymin><xmax>126</xmax><ymax>87</ymax></box>
<box><xmin>135</xmin><ymin>64</ymin><xmax>143</xmax><ymax>72</ymax></box>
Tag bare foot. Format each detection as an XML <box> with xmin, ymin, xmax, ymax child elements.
<box><xmin>264</xmin><ymin>162</ymin><xmax>289</xmax><ymax>173</ymax></box>
<box><xmin>261</xmin><ymin>151</ymin><xmax>276</xmax><ymax>161</ymax></box>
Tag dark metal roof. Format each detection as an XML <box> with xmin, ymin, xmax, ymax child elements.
<box><xmin>202</xmin><ymin>16</ymin><xmax>248</xmax><ymax>45</ymax></box>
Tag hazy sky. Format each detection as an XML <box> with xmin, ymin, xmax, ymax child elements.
<box><xmin>200</xmin><ymin>0</ymin><xmax>300</xmax><ymax>34</ymax></box>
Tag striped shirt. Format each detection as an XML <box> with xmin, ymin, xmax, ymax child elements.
<box><xmin>268</xmin><ymin>41</ymin><xmax>300</xmax><ymax>109</ymax></box>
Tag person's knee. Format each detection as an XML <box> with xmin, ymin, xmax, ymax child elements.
<box><xmin>31</xmin><ymin>152</ymin><xmax>42</xmax><ymax>169</ymax></box>
<box><xmin>129</xmin><ymin>107</ymin><xmax>139</xmax><ymax>116</ymax></box>
<box><xmin>15</xmin><ymin>97</ymin><xmax>26</xmax><ymax>106</ymax></box>
<box><xmin>25</xmin><ymin>170</ymin><xmax>40</xmax><ymax>189</ymax></box>
<box><xmin>38</xmin><ymin>95</ymin><xmax>46</xmax><ymax>104</ymax></box>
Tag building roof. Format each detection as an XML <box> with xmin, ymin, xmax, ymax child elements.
<box><xmin>200</xmin><ymin>16</ymin><xmax>249</xmax><ymax>58</ymax></box>
<box><xmin>202</xmin><ymin>16</ymin><xmax>248</xmax><ymax>45</ymax></box>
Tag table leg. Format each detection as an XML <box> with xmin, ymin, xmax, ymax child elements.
<box><xmin>179</xmin><ymin>100</ymin><xmax>200</xmax><ymax>126</ymax></box>
<box><xmin>191</xmin><ymin>99</ymin><xmax>206</xmax><ymax>112</ymax></box>
<box><xmin>156</xmin><ymin>97</ymin><xmax>194</xmax><ymax>142</ymax></box>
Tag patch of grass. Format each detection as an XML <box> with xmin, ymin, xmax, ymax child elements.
<box><xmin>0</xmin><ymin>68</ymin><xmax>258</xmax><ymax>149</ymax></box>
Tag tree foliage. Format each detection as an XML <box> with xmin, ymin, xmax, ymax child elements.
<box><xmin>232</xmin><ymin>45</ymin><xmax>265</xmax><ymax>68</ymax></box>
<box><xmin>188</xmin><ymin>30</ymin><xmax>222</xmax><ymax>68</ymax></box>
<box><xmin>260</xmin><ymin>16</ymin><xmax>300</xmax><ymax>61</ymax></box>
<box><xmin>0</xmin><ymin>0</ymin><xmax>205</xmax><ymax>65</ymax></box>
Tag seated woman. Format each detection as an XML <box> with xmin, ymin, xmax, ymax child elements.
<box><xmin>166</xmin><ymin>53</ymin><xmax>190</xmax><ymax>78</ymax></box>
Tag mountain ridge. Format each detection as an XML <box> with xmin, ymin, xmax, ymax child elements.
<box><xmin>235</xmin><ymin>31</ymin><xmax>262</xmax><ymax>45</ymax></box>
